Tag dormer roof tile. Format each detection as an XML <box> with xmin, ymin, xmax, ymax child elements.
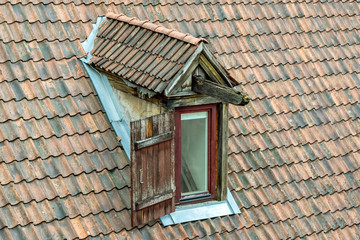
<box><xmin>90</xmin><ymin>13</ymin><xmax>208</xmax><ymax>93</ymax></box>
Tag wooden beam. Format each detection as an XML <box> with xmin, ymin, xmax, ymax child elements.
<box><xmin>192</xmin><ymin>75</ymin><xmax>249</xmax><ymax>106</ymax></box>
<box><xmin>166</xmin><ymin>95</ymin><xmax>221</xmax><ymax>109</ymax></box>
<box><xmin>217</xmin><ymin>103</ymin><xmax>228</xmax><ymax>201</ymax></box>
<box><xmin>135</xmin><ymin>131</ymin><xmax>173</xmax><ymax>150</ymax></box>
<box><xmin>135</xmin><ymin>191</ymin><xmax>173</xmax><ymax>210</ymax></box>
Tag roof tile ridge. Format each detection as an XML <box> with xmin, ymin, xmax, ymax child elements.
<box><xmin>231</xmin><ymin>113</ymin><xmax>360</xmax><ymax>140</ymax></box>
<box><xmin>231</xmin><ymin>113</ymin><xmax>360</xmax><ymax>141</ymax></box>
<box><xmin>238</xmin><ymin>204</ymin><xmax>360</xmax><ymax>233</ymax></box>
<box><xmin>0</xmin><ymin>129</ymin><xmax>119</xmax><ymax>163</ymax></box>
<box><xmin>238</xmin><ymin>184</ymin><xmax>360</xmax><ymax>211</ymax></box>
<box><xmin>105</xmin><ymin>12</ymin><xmax>207</xmax><ymax>45</ymax></box>
<box><xmin>0</xmin><ymin>109</ymin><xmax>105</xmax><ymax>127</ymax></box>
<box><xmin>0</xmin><ymin>53</ymin><xmax>86</xmax><ymax>65</ymax></box>
<box><xmin>233</xmin><ymin>210</ymin><xmax>360</xmax><ymax>237</ymax></box>
<box><xmin>230</xmin><ymin>100</ymin><xmax>358</xmax><ymax>130</ymax></box>
<box><xmin>230</xmin><ymin>54</ymin><xmax>360</xmax><ymax>71</ymax></box>
<box><xmin>0</xmin><ymin>146</ymin><xmax>126</xmax><ymax>175</ymax></box>
<box><xmin>0</xmin><ymin>75</ymin><xmax>89</xmax><ymax>84</ymax></box>
<box><xmin>0</xmin><ymin>126</ymin><xmax>111</xmax><ymax>146</ymax></box>
<box><xmin>231</xmin><ymin>131</ymin><xmax>359</xmax><ymax>156</ymax></box>
<box><xmin>299</xmin><ymin>224</ymin><xmax>360</xmax><ymax>240</ymax></box>
<box><xmin>230</xmin><ymin>167</ymin><xmax>360</xmax><ymax>193</ymax></box>
<box><xmin>242</xmin><ymin>70</ymin><xmax>360</xmax><ymax>87</ymax></box>
<box><xmin>0</xmin><ymin>208</ymin><xmax>128</xmax><ymax>232</ymax></box>
<box><xmin>0</xmin><ymin>185</ymin><xmax>129</xmax><ymax>209</ymax></box>
<box><xmin>0</xmin><ymin>150</ymin><xmax>130</xmax><ymax>188</ymax></box>
<box><xmin>229</xmin><ymin>146</ymin><xmax>357</xmax><ymax>175</ymax></box>
<box><xmin>0</xmin><ymin>90</ymin><xmax>94</xmax><ymax>104</ymax></box>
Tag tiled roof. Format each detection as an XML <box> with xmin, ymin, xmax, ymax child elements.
<box><xmin>0</xmin><ymin>1</ymin><xmax>359</xmax><ymax>239</ymax></box>
<box><xmin>90</xmin><ymin>12</ymin><xmax>207</xmax><ymax>93</ymax></box>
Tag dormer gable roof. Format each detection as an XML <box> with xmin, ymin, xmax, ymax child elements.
<box><xmin>89</xmin><ymin>12</ymin><xmax>245</xmax><ymax>104</ymax></box>
<box><xmin>89</xmin><ymin>12</ymin><xmax>208</xmax><ymax>93</ymax></box>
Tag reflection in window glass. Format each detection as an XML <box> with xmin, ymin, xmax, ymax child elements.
<box><xmin>180</xmin><ymin>112</ymin><xmax>208</xmax><ymax>195</ymax></box>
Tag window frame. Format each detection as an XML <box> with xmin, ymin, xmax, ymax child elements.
<box><xmin>174</xmin><ymin>104</ymin><xmax>217</xmax><ymax>203</ymax></box>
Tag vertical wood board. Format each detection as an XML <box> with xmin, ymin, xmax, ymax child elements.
<box><xmin>131</xmin><ymin>111</ymin><xmax>175</xmax><ymax>226</ymax></box>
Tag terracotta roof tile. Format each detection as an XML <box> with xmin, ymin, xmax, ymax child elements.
<box><xmin>0</xmin><ymin>77</ymin><xmax>93</xmax><ymax>102</ymax></box>
<box><xmin>1</xmin><ymin>0</ymin><xmax>360</xmax><ymax>239</ymax></box>
<box><xmin>105</xmin><ymin>12</ymin><xmax>207</xmax><ymax>45</ymax></box>
<box><xmin>0</xmin><ymin>94</ymin><xmax>102</xmax><ymax>123</ymax></box>
<box><xmin>89</xmin><ymin>13</ymin><xmax>210</xmax><ymax>93</ymax></box>
<box><xmin>0</xmin><ymin>148</ymin><xmax>127</xmax><ymax>185</ymax></box>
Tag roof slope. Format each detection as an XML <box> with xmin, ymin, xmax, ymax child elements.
<box><xmin>90</xmin><ymin>12</ymin><xmax>206</xmax><ymax>93</ymax></box>
<box><xmin>0</xmin><ymin>1</ymin><xmax>359</xmax><ymax>239</ymax></box>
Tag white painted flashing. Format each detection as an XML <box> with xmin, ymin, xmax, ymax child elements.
<box><xmin>81</xmin><ymin>16</ymin><xmax>106</xmax><ymax>63</ymax></box>
<box><xmin>82</xmin><ymin>64</ymin><xmax>131</xmax><ymax>158</ymax></box>
<box><xmin>160</xmin><ymin>189</ymin><xmax>240</xmax><ymax>226</ymax></box>
<box><xmin>81</xmin><ymin>16</ymin><xmax>131</xmax><ymax>159</ymax></box>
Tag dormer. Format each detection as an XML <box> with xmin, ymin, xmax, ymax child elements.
<box><xmin>90</xmin><ymin>13</ymin><xmax>248</xmax><ymax>107</ymax></box>
<box><xmin>82</xmin><ymin>13</ymin><xmax>249</xmax><ymax>227</ymax></box>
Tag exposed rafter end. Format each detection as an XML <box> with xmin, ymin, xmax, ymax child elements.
<box><xmin>192</xmin><ymin>75</ymin><xmax>250</xmax><ymax>106</ymax></box>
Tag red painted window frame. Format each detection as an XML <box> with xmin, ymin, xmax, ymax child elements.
<box><xmin>175</xmin><ymin>104</ymin><xmax>217</xmax><ymax>203</ymax></box>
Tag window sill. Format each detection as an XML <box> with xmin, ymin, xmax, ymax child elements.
<box><xmin>160</xmin><ymin>189</ymin><xmax>240</xmax><ymax>226</ymax></box>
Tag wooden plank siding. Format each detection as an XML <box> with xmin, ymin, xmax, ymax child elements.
<box><xmin>131</xmin><ymin>111</ymin><xmax>175</xmax><ymax>226</ymax></box>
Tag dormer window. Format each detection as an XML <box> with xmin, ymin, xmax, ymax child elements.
<box><xmin>175</xmin><ymin>104</ymin><xmax>217</xmax><ymax>203</ymax></box>
<box><xmin>82</xmin><ymin>12</ymin><xmax>249</xmax><ymax>227</ymax></box>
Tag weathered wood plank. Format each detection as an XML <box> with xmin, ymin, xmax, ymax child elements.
<box><xmin>199</xmin><ymin>54</ymin><xmax>226</xmax><ymax>86</ymax></box>
<box><xmin>131</xmin><ymin>111</ymin><xmax>175</xmax><ymax>226</ymax></box>
<box><xmin>166</xmin><ymin>95</ymin><xmax>221</xmax><ymax>108</ymax></box>
<box><xmin>192</xmin><ymin>75</ymin><xmax>249</xmax><ymax>106</ymax></box>
<box><xmin>146</xmin><ymin>118</ymin><xmax>153</xmax><ymax>138</ymax></box>
<box><xmin>217</xmin><ymin>103</ymin><xmax>229</xmax><ymax>201</ymax></box>
<box><xmin>95</xmin><ymin>66</ymin><xmax>164</xmax><ymax>105</ymax></box>
<box><xmin>135</xmin><ymin>191</ymin><xmax>173</xmax><ymax>210</ymax></box>
<box><xmin>165</xmin><ymin>43</ymin><xmax>204</xmax><ymax>96</ymax></box>
<box><xmin>135</xmin><ymin>131</ymin><xmax>173</xmax><ymax>150</ymax></box>
<box><xmin>131</xmin><ymin>118</ymin><xmax>142</xmax><ymax>226</ymax></box>
<box><xmin>201</xmin><ymin>45</ymin><xmax>234</xmax><ymax>87</ymax></box>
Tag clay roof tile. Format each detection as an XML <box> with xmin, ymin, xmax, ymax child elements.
<box><xmin>106</xmin><ymin>12</ymin><xmax>206</xmax><ymax>45</ymax></box>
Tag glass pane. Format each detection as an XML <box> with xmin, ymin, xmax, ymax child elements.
<box><xmin>180</xmin><ymin>111</ymin><xmax>208</xmax><ymax>195</ymax></box>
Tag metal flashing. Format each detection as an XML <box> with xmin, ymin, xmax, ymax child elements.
<box><xmin>81</xmin><ymin>16</ymin><xmax>106</xmax><ymax>63</ymax></box>
<box><xmin>82</xmin><ymin>64</ymin><xmax>131</xmax><ymax>159</ymax></box>
<box><xmin>81</xmin><ymin>18</ymin><xmax>131</xmax><ymax>159</ymax></box>
<box><xmin>160</xmin><ymin>189</ymin><xmax>240</xmax><ymax>226</ymax></box>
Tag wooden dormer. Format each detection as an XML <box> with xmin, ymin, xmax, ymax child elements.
<box><xmin>89</xmin><ymin>12</ymin><xmax>249</xmax><ymax>115</ymax></box>
<box><xmin>86</xmin><ymin>13</ymin><xmax>248</xmax><ymax>226</ymax></box>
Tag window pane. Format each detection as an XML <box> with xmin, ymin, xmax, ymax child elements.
<box><xmin>180</xmin><ymin>112</ymin><xmax>208</xmax><ymax>195</ymax></box>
